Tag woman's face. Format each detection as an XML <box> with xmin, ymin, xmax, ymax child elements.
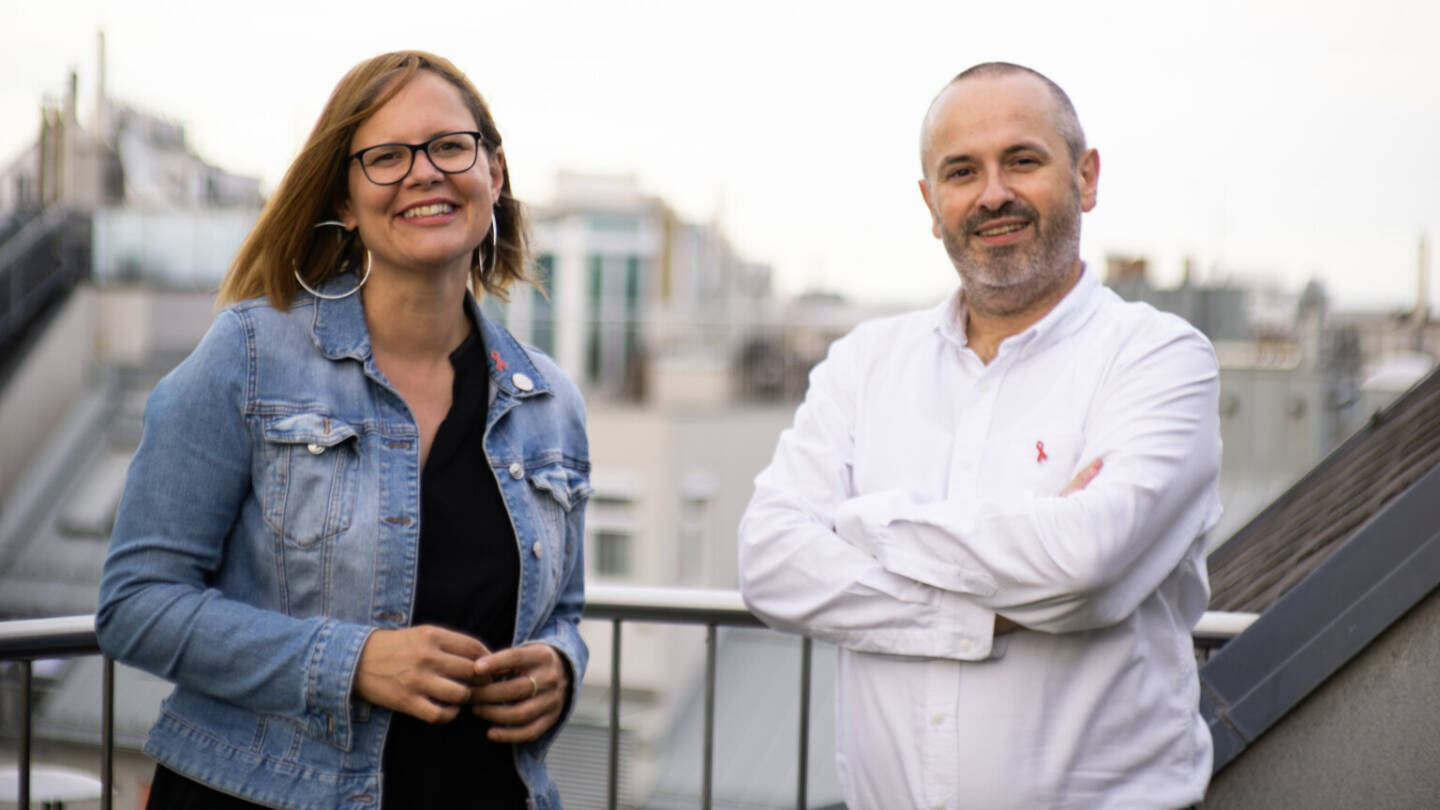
<box><xmin>338</xmin><ymin>70</ymin><xmax>502</xmax><ymax>281</ymax></box>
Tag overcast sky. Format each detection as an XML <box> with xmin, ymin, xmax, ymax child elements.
<box><xmin>4</xmin><ymin>0</ymin><xmax>1437</xmax><ymax>313</ymax></box>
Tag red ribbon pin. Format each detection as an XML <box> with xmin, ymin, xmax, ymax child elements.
<box><xmin>1036</xmin><ymin>441</ymin><xmax>1048</xmax><ymax>463</ymax></box>
<box><xmin>490</xmin><ymin>350</ymin><xmax>508</xmax><ymax>371</ymax></box>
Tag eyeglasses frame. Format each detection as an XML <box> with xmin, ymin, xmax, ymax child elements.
<box><xmin>347</xmin><ymin>130</ymin><xmax>485</xmax><ymax>186</ymax></box>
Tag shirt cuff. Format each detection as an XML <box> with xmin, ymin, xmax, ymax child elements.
<box><xmin>836</xmin><ymin>491</ymin><xmax>997</xmax><ymax>596</ymax></box>
<box><xmin>303</xmin><ymin>619</ymin><xmax>374</xmax><ymax>751</ymax></box>
<box><xmin>870</xmin><ymin>525</ymin><xmax>998</xmax><ymax>596</ymax></box>
<box><xmin>935</xmin><ymin>589</ymin><xmax>996</xmax><ymax>660</ymax></box>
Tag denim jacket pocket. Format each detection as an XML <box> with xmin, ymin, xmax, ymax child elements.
<box><xmin>527</xmin><ymin>463</ymin><xmax>592</xmax><ymax>512</ymax></box>
<box><xmin>259</xmin><ymin>412</ymin><xmax>361</xmax><ymax>547</ymax></box>
<box><xmin>527</xmin><ymin>463</ymin><xmax>593</xmax><ymax>588</ymax></box>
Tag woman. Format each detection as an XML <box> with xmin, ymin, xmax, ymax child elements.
<box><xmin>96</xmin><ymin>51</ymin><xmax>590</xmax><ymax>810</ymax></box>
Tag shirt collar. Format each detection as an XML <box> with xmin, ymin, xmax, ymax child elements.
<box><xmin>933</xmin><ymin>263</ymin><xmax>1103</xmax><ymax>357</ymax></box>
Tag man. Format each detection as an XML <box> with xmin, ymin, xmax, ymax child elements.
<box><xmin>738</xmin><ymin>63</ymin><xmax>1221</xmax><ymax>810</ymax></box>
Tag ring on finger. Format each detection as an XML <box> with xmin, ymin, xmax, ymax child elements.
<box><xmin>527</xmin><ymin>675</ymin><xmax>539</xmax><ymax>699</ymax></box>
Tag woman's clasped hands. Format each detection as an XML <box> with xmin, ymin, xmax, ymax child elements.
<box><xmin>355</xmin><ymin>625</ymin><xmax>569</xmax><ymax>742</ymax></box>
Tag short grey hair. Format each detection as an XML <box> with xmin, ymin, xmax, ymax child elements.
<box><xmin>920</xmin><ymin>62</ymin><xmax>1087</xmax><ymax>174</ymax></box>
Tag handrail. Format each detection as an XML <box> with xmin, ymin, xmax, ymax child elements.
<box><xmin>582</xmin><ymin>586</ymin><xmax>1259</xmax><ymax>638</ymax></box>
<box><xmin>0</xmin><ymin>615</ymin><xmax>112</xmax><ymax>810</ymax></box>
<box><xmin>0</xmin><ymin>596</ymin><xmax>1258</xmax><ymax>810</ymax></box>
<box><xmin>1192</xmin><ymin>609</ymin><xmax>1259</xmax><ymax>642</ymax></box>
<box><xmin>0</xmin><ymin>600</ymin><xmax>1260</xmax><ymax>656</ymax></box>
<box><xmin>0</xmin><ymin>614</ymin><xmax>100</xmax><ymax>657</ymax></box>
<box><xmin>582</xmin><ymin>584</ymin><xmax>763</xmax><ymax>625</ymax></box>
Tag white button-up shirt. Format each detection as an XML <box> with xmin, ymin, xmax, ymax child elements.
<box><xmin>739</xmin><ymin>268</ymin><xmax>1220</xmax><ymax>810</ymax></box>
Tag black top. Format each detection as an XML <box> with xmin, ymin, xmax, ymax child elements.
<box><xmin>381</xmin><ymin>323</ymin><xmax>525</xmax><ymax>808</ymax></box>
<box><xmin>146</xmin><ymin>324</ymin><xmax>526</xmax><ymax>810</ymax></box>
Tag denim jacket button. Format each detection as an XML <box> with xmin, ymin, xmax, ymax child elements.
<box><xmin>531</xmin><ymin>541</ymin><xmax>543</xmax><ymax>558</ymax></box>
<box><xmin>508</xmin><ymin>462</ymin><xmax>524</xmax><ymax>479</ymax></box>
<box><xmin>306</xmin><ymin>443</ymin><xmax>325</xmax><ymax>455</ymax></box>
<box><xmin>511</xmin><ymin>372</ymin><xmax>534</xmax><ymax>392</ymax></box>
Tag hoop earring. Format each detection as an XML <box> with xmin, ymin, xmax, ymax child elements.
<box><xmin>487</xmin><ymin>207</ymin><xmax>501</xmax><ymax>276</ymax></box>
<box><xmin>292</xmin><ymin>220</ymin><xmax>372</xmax><ymax>300</ymax></box>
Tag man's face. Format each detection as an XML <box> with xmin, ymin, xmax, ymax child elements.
<box><xmin>919</xmin><ymin>74</ymin><xmax>1099</xmax><ymax>317</ymax></box>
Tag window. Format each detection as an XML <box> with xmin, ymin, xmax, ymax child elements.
<box><xmin>624</xmin><ymin>256</ymin><xmax>642</xmax><ymax>309</ymax></box>
<box><xmin>595</xmin><ymin>530</ymin><xmax>632</xmax><ymax>577</ymax></box>
<box><xmin>676</xmin><ymin>471</ymin><xmax>715</xmax><ymax>584</ymax></box>
<box><xmin>531</xmin><ymin>254</ymin><xmax>555</xmax><ymax>355</ymax></box>
<box><xmin>586</xmin><ymin>213</ymin><xmax>639</xmax><ymax>233</ymax></box>
<box><xmin>622</xmin><ymin>256</ymin><xmax>643</xmax><ymax>389</ymax></box>
<box><xmin>587</xmin><ymin>254</ymin><xmax>604</xmax><ymax>383</ymax></box>
<box><xmin>676</xmin><ymin>503</ymin><xmax>703</xmax><ymax>585</ymax></box>
<box><xmin>587</xmin><ymin>481</ymin><xmax>637</xmax><ymax>580</ymax></box>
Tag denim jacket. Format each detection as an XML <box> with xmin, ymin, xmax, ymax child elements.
<box><xmin>96</xmin><ymin>284</ymin><xmax>591</xmax><ymax>810</ymax></box>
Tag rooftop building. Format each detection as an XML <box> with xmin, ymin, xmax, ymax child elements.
<box><xmin>1104</xmin><ymin>252</ymin><xmax>1437</xmax><ymax>543</ymax></box>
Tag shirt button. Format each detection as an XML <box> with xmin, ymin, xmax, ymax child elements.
<box><xmin>512</xmin><ymin>372</ymin><xmax>535</xmax><ymax>392</ymax></box>
<box><xmin>958</xmin><ymin>459</ymin><xmax>973</xmax><ymax>471</ymax></box>
<box><xmin>932</xmin><ymin>802</ymin><xmax>946</xmax><ymax>810</ymax></box>
<box><xmin>958</xmin><ymin>639</ymin><xmax>972</xmax><ymax>653</ymax></box>
<box><xmin>508</xmin><ymin>462</ymin><xmax>524</xmax><ymax>479</ymax></box>
<box><xmin>306</xmin><ymin>443</ymin><xmax>324</xmax><ymax>455</ymax></box>
<box><xmin>931</xmin><ymin>712</ymin><xmax>945</xmax><ymax>726</ymax></box>
<box><xmin>532</xmin><ymin>542</ymin><xmax>543</xmax><ymax>558</ymax></box>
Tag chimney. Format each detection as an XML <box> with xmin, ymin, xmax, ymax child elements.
<box><xmin>1104</xmin><ymin>254</ymin><xmax>1148</xmax><ymax>285</ymax></box>
<box><xmin>66</xmin><ymin>69</ymin><xmax>79</xmax><ymax>124</ymax></box>
<box><xmin>96</xmin><ymin>30</ymin><xmax>108</xmax><ymax>139</ymax></box>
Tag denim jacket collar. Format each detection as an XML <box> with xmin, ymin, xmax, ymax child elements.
<box><xmin>299</xmin><ymin>274</ymin><xmax>366</xmax><ymax>361</ymax></box>
<box><xmin>474</xmin><ymin>297</ymin><xmax>551</xmax><ymax>401</ymax></box>
<box><xmin>305</xmin><ymin>280</ymin><xmax>551</xmax><ymax>400</ymax></box>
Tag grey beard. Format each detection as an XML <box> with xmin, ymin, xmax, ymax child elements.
<box><xmin>942</xmin><ymin>192</ymin><xmax>1082</xmax><ymax>318</ymax></box>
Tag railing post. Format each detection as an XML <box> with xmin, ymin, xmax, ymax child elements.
<box><xmin>102</xmin><ymin>656</ymin><xmax>115</xmax><ymax>810</ymax></box>
<box><xmin>607</xmin><ymin>619</ymin><xmax>622</xmax><ymax>810</ymax></box>
<box><xmin>797</xmin><ymin>636</ymin><xmax>812</xmax><ymax>810</ymax></box>
<box><xmin>702</xmin><ymin>622</ymin><xmax>717</xmax><ymax>810</ymax></box>
<box><xmin>21</xmin><ymin>659</ymin><xmax>32</xmax><ymax>810</ymax></box>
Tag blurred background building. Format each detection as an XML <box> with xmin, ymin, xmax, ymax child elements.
<box><xmin>1105</xmin><ymin>250</ymin><xmax>1438</xmax><ymax>542</ymax></box>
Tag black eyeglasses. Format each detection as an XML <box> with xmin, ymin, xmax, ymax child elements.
<box><xmin>348</xmin><ymin>131</ymin><xmax>484</xmax><ymax>185</ymax></box>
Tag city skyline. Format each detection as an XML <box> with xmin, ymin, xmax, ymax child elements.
<box><xmin>3</xmin><ymin>0</ymin><xmax>1437</xmax><ymax>313</ymax></box>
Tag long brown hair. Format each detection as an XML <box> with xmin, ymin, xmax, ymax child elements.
<box><xmin>219</xmin><ymin>50</ymin><xmax>530</xmax><ymax>309</ymax></box>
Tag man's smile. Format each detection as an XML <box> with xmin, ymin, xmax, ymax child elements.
<box><xmin>972</xmin><ymin>218</ymin><xmax>1032</xmax><ymax>246</ymax></box>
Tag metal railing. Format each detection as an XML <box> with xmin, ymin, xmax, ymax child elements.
<box><xmin>0</xmin><ymin>592</ymin><xmax>1256</xmax><ymax>810</ymax></box>
<box><xmin>582</xmin><ymin>586</ymin><xmax>776</xmax><ymax>810</ymax></box>
<box><xmin>0</xmin><ymin>614</ymin><xmax>112</xmax><ymax>810</ymax></box>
